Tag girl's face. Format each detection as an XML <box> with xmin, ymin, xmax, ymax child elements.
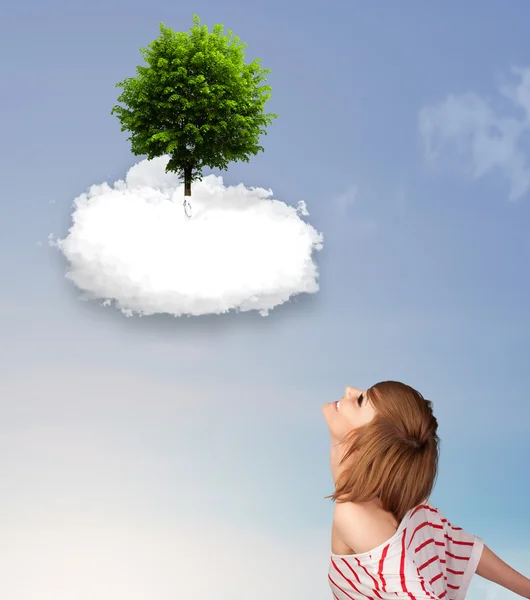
<box><xmin>322</xmin><ymin>385</ymin><xmax>376</xmax><ymax>442</ymax></box>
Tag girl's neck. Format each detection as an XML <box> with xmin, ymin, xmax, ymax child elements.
<box><xmin>329</xmin><ymin>437</ymin><xmax>344</xmax><ymax>482</ymax></box>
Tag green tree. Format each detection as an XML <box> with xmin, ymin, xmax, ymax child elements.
<box><xmin>111</xmin><ymin>15</ymin><xmax>278</xmax><ymax>216</ymax></box>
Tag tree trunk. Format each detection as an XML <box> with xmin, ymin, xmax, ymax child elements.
<box><xmin>184</xmin><ymin>165</ymin><xmax>192</xmax><ymax>196</ymax></box>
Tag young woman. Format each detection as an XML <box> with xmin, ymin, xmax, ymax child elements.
<box><xmin>322</xmin><ymin>382</ymin><xmax>530</xmax><ymax>600</ymax></box>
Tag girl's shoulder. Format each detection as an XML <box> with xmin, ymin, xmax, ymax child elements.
<box><xmin>332</xmin><ymin>501</ymin><xmax>399</xmax><ymax>556</ymax></box>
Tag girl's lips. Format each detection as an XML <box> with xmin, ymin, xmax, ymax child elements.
<box><xmin>335</xmin><ymin>400</ymin><xmax>340</xmax><ymax>411</ymax></box>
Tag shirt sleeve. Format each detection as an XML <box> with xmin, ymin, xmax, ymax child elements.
<box><xmin>436</xmin><ymin>506</ymin><xmax>484</xmax><ymax>600</ymax></box>
<box><xmin>448</xmin><ymin>526</ymin><xmax>484</xmax><ymax>600</ymax></box>
<box><xmin>407</xmin><ymin>503</ymin><xmax>484</xmax><ymax>600</ymax></box>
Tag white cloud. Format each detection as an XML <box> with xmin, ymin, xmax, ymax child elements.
<box><xmin>49</xmin><ymin>156</ymin><xmax>323</xmax><ymax>317</ymax></box>
<box><xmin>419</xmin><ymin>66</ymin><xmax>530</xmax><ymax>200</ymax></box>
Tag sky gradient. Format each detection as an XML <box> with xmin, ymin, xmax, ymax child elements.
<box><xmin>2</xmin><ymin>1</ymin><xmax>530</xmax><ymax>598</ymax></box>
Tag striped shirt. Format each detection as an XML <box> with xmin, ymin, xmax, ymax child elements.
<box><xmin>329</xmin><ymin>501</ymin><xmax>484</xmax><ymax>600</ymax></box>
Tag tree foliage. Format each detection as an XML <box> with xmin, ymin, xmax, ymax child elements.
<box><xmin>111</xmin><ymin>14</ymin><xmax>278</xmax><ymax>200</ymax></box>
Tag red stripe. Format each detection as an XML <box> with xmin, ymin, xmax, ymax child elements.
<box><xmin>412</xmin><ymin>550</ymin><xmax>442</xmax><ymax>600</ymax></box>
<box><xmin>444</xmin><ymin>533</ymin><xmax>474</xmax><ymax>546</ymax></box>
<box><xmin>329</xmin><ymin>574</ymin><xmax>356</xmax><ymax>600</ymax></box>
<box><xmin>354</xmin><ymin>556</ymin><xmax>384</xmax><ymax>597</ymax></box>
<box><xmin>411</xmin><ymin>504</ymin><xmax>431</xmax><ymax>517</ymax></box>
<box><xmin>378</xmin><ymin>544</ymin><xmax>390</xmax><ymax>591</ymax></box>
<box><xmin>407</xmin><ymin>521</ymin><xmax>444</xmax><ymax>548</ymax></box>
<box><xmin>399</xmin><ymin>529</ymin><xmax>419</xmax><ymax>600</ymax></box>
<box><xmin>447</xmin><ymin>550</ymin><xmax>471</xmax><ymax>561</ymax></box>
<box><xmin>444</xmin><ymin>519</ymin><xmax>463</xmax><ymax>532</ymax></box>
<box><xmin>418</xmin><ymin>554</ymin><xmax>440</xmax><ymax>571</ymax></box>
<box><xmin>429</xmin><ymin>572</ymin><xmax>443</xmax><ymax>586</ymax></box>
<box><xmin>331</xmin><ymin>557</ymin><xmax>375</xmax><ymax>600</ymax></box>
<box><xmin>414</xmin><ymin>538</ymin><xmax>445</xmax><ymax>553</ymax></box>
<box><xmin>400</xmin><ymin>531</ymin><xmax>408</xmax><ymax>592</ymax></box>
<box><xmin>415</xmin><ymin>538</ymin><xmax>435</xmax><ymax>552</ymax></box>
<box><xmin>417</xmin><ymin>570</ymin><xmax>440</xmax><ymax>600</ymax></box>
<box><xmin>340</xmin><ymin>559</ymin><xmax>362</xmax><ymax>584</ymax></box>
<box><xmin>342</xmin><ymin>557</ymin><xmax>385</xmax><ymax>599</ymax></box>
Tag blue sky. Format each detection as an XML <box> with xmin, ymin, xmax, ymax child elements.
<box><xmin>1</xmin><ymin>1</ymin><xmax>530</xmax><ymax>598</ymax></box>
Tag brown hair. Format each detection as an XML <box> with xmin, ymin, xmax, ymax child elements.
<box><xmin>326</xmin><ymin>381</ymin><xmax>440</xmax><ymax>523</ymax></box>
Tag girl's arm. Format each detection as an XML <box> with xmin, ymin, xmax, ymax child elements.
<box><xmin>476</xmin><ymin>545</ymin><xmax>530</xmax><ymax>599</ymax></box>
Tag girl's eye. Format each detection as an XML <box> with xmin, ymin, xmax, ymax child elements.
<box><xmin>357</xmin><ymin>394</ymin><xmax>363</xmax><ymax>406</ymax></box>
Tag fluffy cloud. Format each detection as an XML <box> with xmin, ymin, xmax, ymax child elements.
<box><xmin>49</xmin><ymin>156</ymin><xmax>323</xmax><ymax>317</ymax></box>
<box><xmin>419</xmin><ymin>67</ymin><xmax>530</xmax><ymax>200</ymax></box>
